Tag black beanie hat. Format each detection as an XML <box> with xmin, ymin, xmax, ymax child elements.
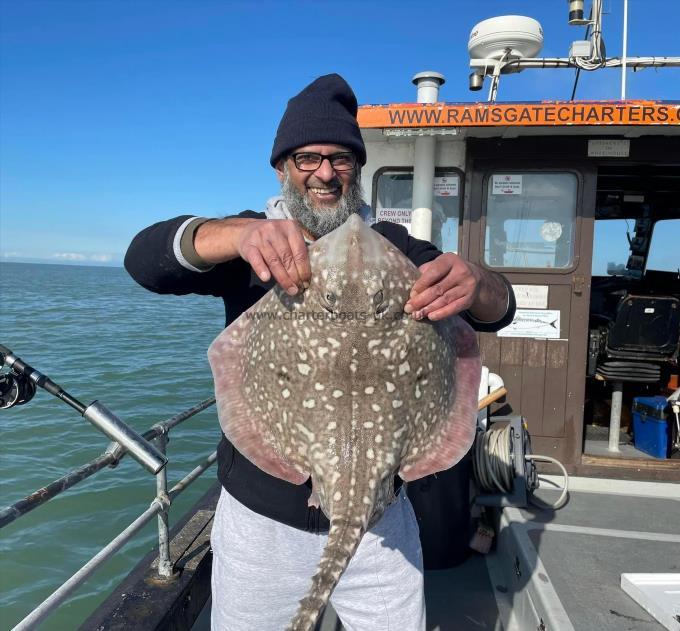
<box><xmin>270</xmin><ymin>73</ymin><xmax>367</xmax><ymax>167</ymax></box>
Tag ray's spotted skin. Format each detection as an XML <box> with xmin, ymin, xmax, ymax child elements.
<box><xmin>208</xmin><ymin>214</ymin><xmax>481</xmax><ymax>631</ymax></box>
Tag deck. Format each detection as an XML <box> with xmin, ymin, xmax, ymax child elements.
<box><xmin>189</xmin><ymin>477</ymin><xmax>679</xmax><ymax>630</ymax></box>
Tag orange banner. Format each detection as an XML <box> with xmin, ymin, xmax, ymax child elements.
<box><xmin>358</xmin><ymin>101</ymin><xmax>680</xmax><ymax>128</ymax></box>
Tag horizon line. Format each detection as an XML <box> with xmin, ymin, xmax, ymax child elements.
<box><xmin>0</xmin><ymin>258</ymin><xmax>123</xmax><ymax>269</ymax></box>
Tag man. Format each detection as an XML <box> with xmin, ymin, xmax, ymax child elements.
<box><xmin>125</xmin><ymin>74</ymin><xmax>515</xmax><ymax>630</ymax></box>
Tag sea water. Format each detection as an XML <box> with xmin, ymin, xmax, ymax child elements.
<box><xmin>0</xmin><ymin>262</ymin><xmax>225</xmax><ymax>629</ymax></box>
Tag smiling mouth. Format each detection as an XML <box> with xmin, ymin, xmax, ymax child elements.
<box><xmin>308</xmin><ymin>186</ymin><xmax>341</xmax><ymax>195</ymax></box>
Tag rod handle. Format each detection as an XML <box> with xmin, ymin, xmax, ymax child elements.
<box><xmin>83</xmin><ymin>401</ymin><xmax>167</xmax><ymax>474</ymax></box>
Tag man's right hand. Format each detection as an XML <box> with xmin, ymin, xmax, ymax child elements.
<box><xmin>237</xmin><ymin>220</ymin><xmax>311</xmax><ymax>295</ymax></box>
<box><xmin>194</xmin><ymin>218</ymin><xmax>311</xmax><ymax>296</ymax></box>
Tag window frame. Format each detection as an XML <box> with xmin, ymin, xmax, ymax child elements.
<box><xmin>371</xmin><ymin>166</ymin><xmax>465</xmax><ymax>252</ymax></box>
<box><xmin>646</xmin><ymin>217</ymin><xmax>680</xmax><ymax>274</ymax></box>
<box><xmin>479</xmin><ymin>169</ymin><xmax>584</xmax><ymax>275</ymax></box>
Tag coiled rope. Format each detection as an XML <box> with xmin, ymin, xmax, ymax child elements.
<box><xmin>473</xmin><ymin>423</ymin><xmax>569</xmax><ymax>509</ymax></box>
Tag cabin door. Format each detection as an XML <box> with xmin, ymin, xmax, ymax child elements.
<box><xmin>465</xmin><ymin>160</ymin><xmax>596</xmax><ymax>468</ymax></box>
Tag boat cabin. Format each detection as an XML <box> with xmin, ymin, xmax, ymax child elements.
<box><xmin>358</xmin><ymin>98</ymin><xmax>680</xmax><ymax>480</ymax></box>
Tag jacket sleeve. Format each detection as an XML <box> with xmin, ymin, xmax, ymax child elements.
<box><xmin>124</xmin><ymin>214</ymin><xmax>255</xmax><ymax>297</ymax></box>
<box><xmin>463</xmin><ymin>276</ymin><xmax>516</xmax><ymax>333</ymax></box>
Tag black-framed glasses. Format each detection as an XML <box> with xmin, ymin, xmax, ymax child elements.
<box><xmin>289</xmin><ymin>152</ymin><xmax>357</xmax><ymax>172</ymax></box>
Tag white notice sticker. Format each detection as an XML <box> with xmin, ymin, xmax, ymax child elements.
<box><xmin>588</xmin><ymin>139</ymin><xmax>630</xmax><ymax>157</ymax></box>
<box><xmin>376</xmin><ymin>208</ymin><xmax>412</xmax><ymax>233</ymax></box>
<box><xmin>433</xmin><ymin>176</ymin><xmax>459</xmax><ymax>197</ymax></box>
<box><xmin>497</xmin><ymin>309</ymin><xmax>561</xmax><ymax>339</ymax></box>
<box><xmin>512</xmin><ymin>285</ymin><xmax>549</xmax><ymax>309</ymax></box>
<box><xmin>492</xmin><ymin>174</ymin><xmax>523</xmax><ymax>195</ymax></box>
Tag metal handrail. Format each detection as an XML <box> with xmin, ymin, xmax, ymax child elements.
<box><xmin>0</xmin><ymin>344</ymin><xmax>168</xmax><ymax>474</ymax></box>
<box><xmin>0</xmin><ymin>397</ymin><xmax>216</xmax><ymax>529</ymax></box>
<box><xmin>6</xmin><ymin>398</ymin><xmax>217</xmax><ymax>630</ymax></box>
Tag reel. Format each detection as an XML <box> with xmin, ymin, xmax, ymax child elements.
<box><xmin>0</xmin><ymin>369</ymin><xmax>37</xmax><ymax>409</ymax></box>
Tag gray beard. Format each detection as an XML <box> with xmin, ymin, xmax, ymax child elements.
<box><xmin>281</xmin><ymin>167</ymin><xmax>365</xmax><ymax>239</ymax></box>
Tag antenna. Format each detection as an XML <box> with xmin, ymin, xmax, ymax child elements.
<box><xmin>466</xmin><ymin>2</ymin><xmax>680</xmax><ymax>101</ymax></box>
<box><xmin>568</xmin><ymin>0</ymin><xmax>589</xmax><ymax>26</ymax></box>
<box><xmin>621</xmin><ymin>0</ymin><xmax>629</xmax><ymax>99</ymax></box>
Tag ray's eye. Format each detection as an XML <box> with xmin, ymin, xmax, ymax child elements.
<box><xmin>321</xmin><ymin>290</ymin><xmax>337</xmax><ymax>313</ymax></box>
<box><xmin>374</xmin><ymin>290</ymin><xmax>388</xmax><ymax>315</ymax></box>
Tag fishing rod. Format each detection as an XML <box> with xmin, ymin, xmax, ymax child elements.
<box><xmin>0</xmin><ymin>344</ymin><xmax>167</xmax><ymax>474</ymax></box>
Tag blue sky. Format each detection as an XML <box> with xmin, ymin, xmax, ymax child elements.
<box><xmin>1</xmin><ymin>0</ymin><xmax>678</xmax><ymax>266</ymax></box>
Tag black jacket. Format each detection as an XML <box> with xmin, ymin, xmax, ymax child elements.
<box><xmin>125</xmin><ymin>211</ymin><xmax>515</xmax><ymax>532</ymax></box>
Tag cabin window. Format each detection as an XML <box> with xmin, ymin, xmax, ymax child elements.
<box><xmin>484</xmin><ymin>172</ymin><xmax>577</xmax><ymax>269</ymax></box>
<box><xmin>373</xmin><ymin>169</ymin><xmax>462</xmax><ymax>253</ymax></box>
<box><xmin>592</xmin><ymin>219</ymin><xmax>635</xmax><ymax>276</ymax></box>
<box><xmin>647</xmin><ymin>218</ymin><xmax>680</xmax><ymax>273</ymax></box>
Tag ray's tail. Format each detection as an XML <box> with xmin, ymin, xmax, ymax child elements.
<box><xmin>286</xmin><ymin>503</ymin><xmax>373</xmax><ymax>631</ymax></box>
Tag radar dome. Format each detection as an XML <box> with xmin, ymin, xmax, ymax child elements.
<box><xmin>468</xmin><ymin>16</ymin><xmax>543</xmax><ymax>61</ymax></box>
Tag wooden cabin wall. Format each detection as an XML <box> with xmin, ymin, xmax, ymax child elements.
<box><xmin>466</xmin><ymin>138</ymin><xmax>600</xmax><ymax>468</ymax></box>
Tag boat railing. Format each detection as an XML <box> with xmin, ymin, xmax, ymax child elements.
<box><xmin>1</xmin><ymin>397</ymin><xmax>217</xmax><ymax>631</ymax></box>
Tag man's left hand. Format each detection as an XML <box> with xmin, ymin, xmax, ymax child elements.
<box><xmin>404</xmin><ymin>253</ymin><xmax>481</xmax><ymax>322</ymax></box>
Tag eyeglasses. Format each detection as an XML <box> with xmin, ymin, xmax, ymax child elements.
<box><xmin>289</xmin><ymin>152</ymin><xmax>357</xmax><ymax>172</ymax></box>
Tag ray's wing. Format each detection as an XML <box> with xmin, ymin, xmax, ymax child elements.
<box><xmin>398</xmin><ymin>316</ymin><xmax>481</xmax><ymax>482</ymax></box>
<box><xmin>208</xmin><ymin>290</ymin><xmax>309</xmax><ymax>485</ymax></box>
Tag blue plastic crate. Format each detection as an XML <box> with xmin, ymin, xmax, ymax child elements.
<box><xmin>632</xmin><ymin>396</ymin><xmax>670</xmax><ymax>459</ymax></box>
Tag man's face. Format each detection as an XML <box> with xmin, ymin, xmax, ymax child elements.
<box><xmin>275</xmin><ymin>143</ymin><xmax>365</xmax><ymax>239</ymax></box>
<box><xmin>275</xmin><ymin>143</ymin><xmax>357</xmax><ymax>208</ymax></box>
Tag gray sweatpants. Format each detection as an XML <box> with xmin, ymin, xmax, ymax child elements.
<box><xmin>210</xmin><ymin>487</ymin><xmax>426</xmax><ymax>631</ymax></box>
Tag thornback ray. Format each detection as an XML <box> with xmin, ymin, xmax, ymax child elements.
<box><xmin>207</xmin><ymin>213</ymin><xmax>481</xmax><ymax>631</ymax></box>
